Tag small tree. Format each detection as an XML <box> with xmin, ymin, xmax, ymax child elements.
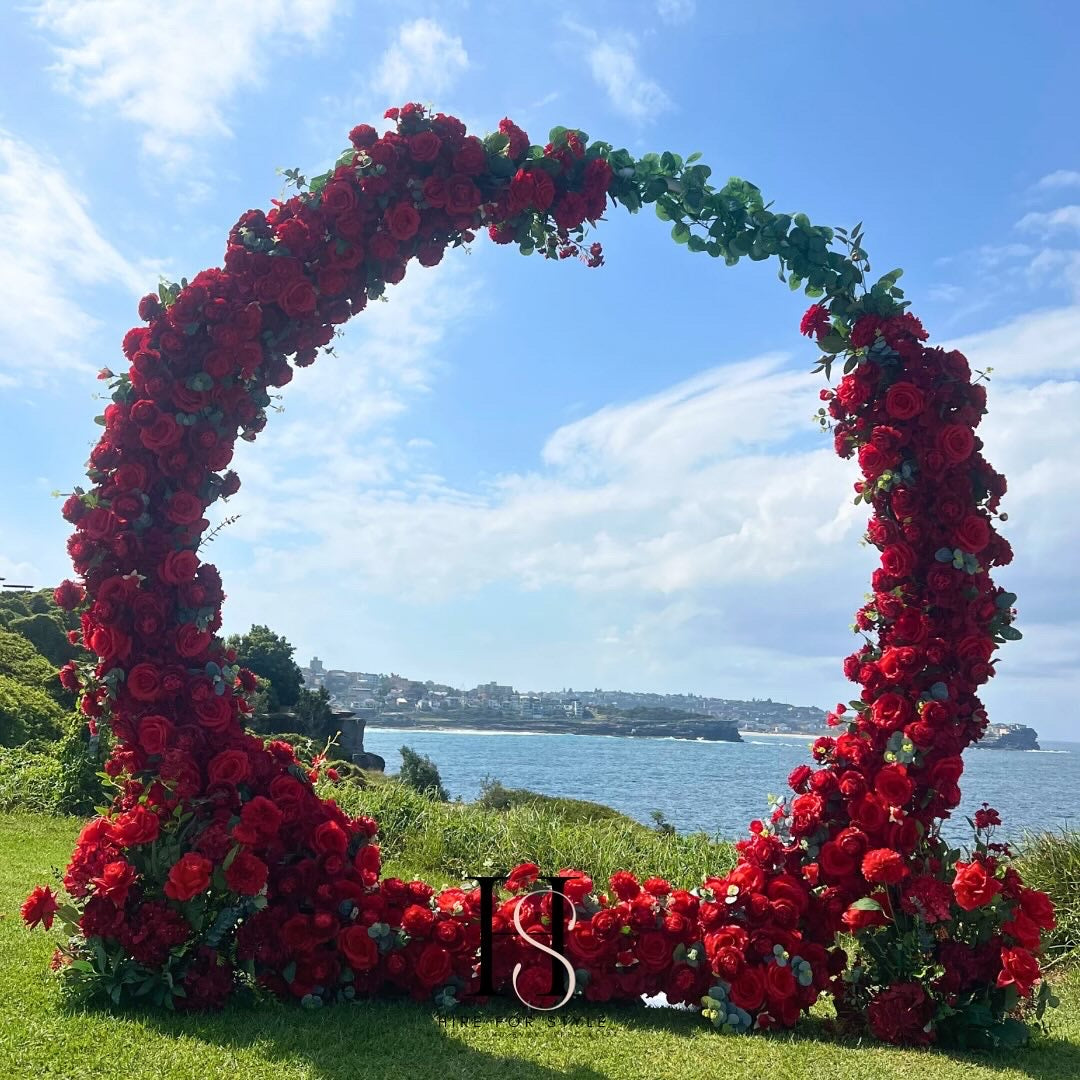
<box><xmin>295</xmin><ymin>686</ymin><xmax>334</xmax><ymax>741</ymax></box>
<box><xmin>398</xmin><ymin>745</ymin><xmax>448</xmax><ymax>800</ymax></box>
<box><xmin>225</xmin><ymin>624</ymin><xmax>304</xmax><ymax>709</ymax></box>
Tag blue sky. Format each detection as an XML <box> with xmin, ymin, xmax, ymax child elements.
<box><xmin>2</xmin><ymin>2</ymin><xmax>1079</xmax><ymax>736</ymax></box>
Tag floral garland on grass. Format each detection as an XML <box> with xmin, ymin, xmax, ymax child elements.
<box><xmin>22</xmin><ymin>103</ymin><xmax>1057</xmax><ymax>1048</ymax></box>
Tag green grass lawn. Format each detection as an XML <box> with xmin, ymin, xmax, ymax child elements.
<box><xmin>2</xmin><ymin>812</ymin><xmax>1078</xmax><ymax>1080</ymax></box>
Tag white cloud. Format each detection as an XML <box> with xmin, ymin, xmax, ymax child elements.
<box><xmin>0</xmin><ymin>131</ymin><xmax>145</xmax><ymax>382</ymax></box>
<box><xmin>1016</xmin><ymin>205</ymin><xmax>1080</xmax><ymax>235</ymax></box>
<box><xmin>1034</xmin><ymin>170</ymin><xmax>1080</xmax><ymax>190</ymax></box>
<box><xmin>372</xmin><ymin>19</ymin><xmax>469</xmax><ymax>103</ymax></box>
<box><xmin>32</xmin><ymin>0</ymin><xmax>344</xmax><ymax>162</ymax></box>
<box><xmin>586</xmin><ymin>35</ymin><xmax>673</xmax><ymax>122</ymax></box>
<box><xmin>657</xmin><ymin>0</ymin><xmax>696</xmax><ymax>24</ymax></box>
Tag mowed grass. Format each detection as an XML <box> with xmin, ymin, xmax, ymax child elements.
<box><xmin>2</xmin><ymin>812</ymin><xmax>1079</xmax><ymax>1080</ymax></box>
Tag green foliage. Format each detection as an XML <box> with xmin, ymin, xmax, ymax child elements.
<box><xmin>0</xmin><ymin>673</ymin><xmax>66</xmax><ymax>747</ymax></box>
<box><xmin>0</xmin><ymin>714</ymin><xmax>107</xmax><ymax>814</ymax></box>
<box><xmin>225</xmin><ymin>624</ymin><xmax>303</xmax><ymax>708</ymax></box>
<box><xmin>397</xmin><ymin>745</ymin><xmax>449</xmax><ymax>801</ymax></box>
<box><xmin>294</xmin><ymin>685</ymin><xmax>335</xmax><ymax>740</ymax></box>
<box><xmin>7</xmin><ymin>612</ymin><xmax>78</xmax><ymax>668</ymax></box>
<box><xmin>0</xmin><ymin>627</ymin><xmax>70</xmax><ymax>705</ymax></box>
<box><xmin>328</xmin><ymin>777</ymin><xmax>734</xmax><ymax>887</ymax></box>
<box><xmin>476</xmin><ymin>777</ymin><xmax>625</xmax><ymax>824</ymax></box>
<box><xmin>1018</xmin><ymin>829</ymin><xmax>1080</xmax><ymax>967</ymax></box>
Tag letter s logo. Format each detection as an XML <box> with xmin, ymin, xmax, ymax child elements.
<box><xmin>510</xmin><ymin>888</ymin><xmax>577</xmax><ymax>1011</ymax></box>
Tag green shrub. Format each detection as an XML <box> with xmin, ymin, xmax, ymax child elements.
<box><xmin>327</xmin><ymin>777</ymin><xmax>735</xmax><ymax>887</ymax></box>
<box><xmin>0</xmin><ymin>674</ymin><xmax>66</xmax><ymax>747</ymax></box>
<box><xmin>1017</xmin><ymin>829</ymin><xmax>1080</xmax><ymax>967</ymax></box>
<box><xmin>398</xmin><ymin>745</ymin><xmax>449</xmax><ymax>801</ymax></box>
<box><xmin>0</xmin><ymin>713</ymin><xmax>108</xmax><ymax>815</ymax></box>
<box><xmin>6</xmin><ymin>613</ymin><xmax>78</xmax><ymax>669</ymax></box>
<box><xmin>0</xmin><ymin>628</ymin><xmax>71</xmax><ymax>706</ymax></box>
<box><xmin>477</xmin><ymin>777</ymin><xmax>625</xmax><ymax>824</ymax></box>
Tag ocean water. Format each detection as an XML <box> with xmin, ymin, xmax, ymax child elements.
<box><xmin>362</xmin><ymin>727</ymin><xmax>1079</xmax><ymax>843</ymax></box>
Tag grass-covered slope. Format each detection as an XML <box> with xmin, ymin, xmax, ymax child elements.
<box><xmin>2</xmin><ymin>811</ymin><xmax>1080</xmax><ymax>1080</ymax></box>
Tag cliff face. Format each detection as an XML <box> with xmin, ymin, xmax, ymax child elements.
<box><xmin>337</xmin><ymin>713</ymin><xmax>386</xmax><ymax>770</ymax></box>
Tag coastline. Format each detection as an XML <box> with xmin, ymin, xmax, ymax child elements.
<box><xmin>363</xmin><ymin>724</ymin><xmax>823</xmax><ymax>742</ymax></box>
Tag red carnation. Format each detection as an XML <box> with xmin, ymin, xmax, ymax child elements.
<box><xmin>800</xmin><ymin>304</ymin><xmax>831</xmax><ymax>340</ymax></box>
<box><xmin>862</xmin><ymin>848</ymin><xmax>909</xmax><ymax>885</ymax></box>
<box><xmin>21</xmin><ymin>885</ymin><xmax>59</xmax><ymax>930</ymax></box>
<box><xmin>867</xmin><ymin>982</ymin><xmax>934</xmax><ymax>1045</ymax></box>
<box><xmin>224</xmin><ymin>851</ymin><xmax>268</xmax><ymax>896</ymax></box>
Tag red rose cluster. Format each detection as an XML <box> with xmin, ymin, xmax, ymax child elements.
<box><xmin>23</xmin><ymin>104</ymin><xmax>1053</xmax><ymax>1044</ymax></box>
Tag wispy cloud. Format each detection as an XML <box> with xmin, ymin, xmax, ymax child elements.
<box><xmin>1016</xmin><ymin>205</ymin><xmax>1080</xmax><ymax>235</ymax></box>
<box><xmin>587</xmin><ymin>36</ymin><xmax>672</xmax><ymax>122</ymax></box>
<box><xmin>656</xmin><ymin>0</ymin><xmax>696</xmax><ymax>24</ymax></box>
<box><xmin>1034</xmin><ymin>170</ymin><xmax>1080</xmax><ymax>190</ymax></box>
<box><xmin>31</xmin><ymin>0</ymin><xmax>344</xmax><ymax>163</ymax></box>
<box><xmin>372</xmin><ymin>18</ymin><xmax>469</xmax><ymax>103</ymax></box>
<box><xmin>0</xmin><ymin>131</ymin><xmax>145</xmax><ymax>383</ymax></box>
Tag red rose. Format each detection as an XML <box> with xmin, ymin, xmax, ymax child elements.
<box><xmin>868</xmin><ymin>982</ymin><xmax>934</xmax><ymax>1045</ymax></box>
<box><xmin>166</xmin><ymin>492</ymin><xmax>204</xmax><ymax>525</ymax></box>
<box><xmin>445</xmin><ymin>175</ymin><xmax>481</xmax><ymax>216</ymax></box>
<box><xmin>874</xmin><ymin>764</ymin><xmax>913</xmax><ymax>807</ymax></box>
<box><xmin>224</xmin><ymin>850</ymin><xmax>268</xmax><ymax>895</ymax></box>
<box><xmin>207</xmin><ymin>749</ymin><xmax>251</xmax><ymax>787</ymax></box>
<box><xmin>414</xmin><ymin>942</ymin><xmax>453</xmax><ymax>987</ymax></box>
<box><xmin>137</xmin><ymin>714</ymin><xmax>173</xmax><ymax>756</ymax></box>
<box><xmin>636</xmin><ymin>930</ymin><xmax>673</xmax><ymax>972</ymax></box>
<box><xmin>1019</xmin><ymin>889</ymin><xmax>1056</xmax><ymax>930</ymax></box>
<box><xmin>110</xmin><ymin>805</ymin><xmax>160</xmax><ymax>847</ymax></box>
<box><xmin>819</xmin><ymin>841</ymin><xmax>856</xmax><ymax>880</ymax></box>
<box><xmin>401</xmin><ymin>904</ymin><xmax>435</xmax><ymax>938</ymax></box>
<box><xmin>451</xmin><ymin>137</ymin><xmax>487</xmax><ymax>175</ymax></box>
<box><xmin>884</xmin><ymin>382</ymin><xmax>925</xmax><ymax>420</ymax></box>
<box><xmin>127</xmin><ymin>663</ymin><xmax>162</xmax><ymax>702</ymax></box>
<box><xmin>164</xmin><ymin>852</ymin><xmax>212</xmax><ymax>901</ymax></box>
<box><xmin>609</xmin><ymin>871</ymin><xmax>640</xmax><ymax>901</ymax></box>
<box><xmin>953</xmin><ymin>513</ymin><xmax>991</xmax><ymax>553</ymax></box>
<box><xmin>238</xmin><ymin>796</ymin><xmax>283</xmax><ymax>840</ymax></box>
<box><xmin>53</xmin><ymin>580</ymin><xmax>84</xmax><ymax>610</ymax></box>
<box><xmin>313</xmin><ymin>820</ymin><xmax>348</xmax><ymax>856</ymax></box>
<box><xmin>862</xmin><ymin>848</ymin><xmax>909</xmax><ymax>885</ymax></box>
<box><xmin>764</xmin><ymin>961</ymin><xmax>796</xmax><ymax>1004</ymax></box>
<box><xmin>880</xmin><ymin>542</ymin><xmax>916</xmax><ymax>579</ymax></box>
<box><xmin>195</xmin><ymin>695</ymin><xmax>233</xmax><ymax>732</ymax></box>
<box><xmin>175</xmin><ymin>623</ymin><xmax>212</xmax><ymax>659</ymax></box>
<box><xmin>938</xmin><ymin>423</ymin><xmax>975</xmax><ymax>463</ymax></box>
<box><xmin>160</xmin><ymin>550</ymin><xmax>198</xmax><ymax>584</ymax></box>
<box><xmin>952</xmin><ymin>860</ymin><xmax>1001</xmax><ymax>910</ymax></box>
<box><xmin>532</xmin><ymin>170</ymin><xmax>555</xmax><ymax>211</ymax></box>
<box><xmin>386</xmin><ymin>201</ymin><xmax>421</xmax><ymax>241</ymax></box>
<box><xmin>870</xmin><ymin>692</ymin><xmax>913</xmax><ymax>730</ymax></box>
<box><xmin>338</xmin><ymin>925</ymin><xmax>379</xmax><ymax>972</ymax></box>
<box><xmin>280</xmin><ymin>279</ymin><xmax>317</xmax><ymax>318</ymax></box>
<box><xmin>996</xmin><ymin>947</ymin><xmax>1040</xmax><ymax>997</ymax></box>
<box><xmin>349</xmin><ymin>124</ymin><xmax>378</xmax><ymax>148</ymax></box>
<box><xmin>408</xmin><ymin>130</ymin><xmax>442</xmax><ymax>162</ymax></box>
<box><xmin>730</xmin><ymin>966</ymin><xmax>766</xmax><ymax>1011</ymax></box>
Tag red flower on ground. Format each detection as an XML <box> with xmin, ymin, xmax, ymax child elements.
<box><xmin>21</xmin><ymin>885</ymin><xmax>59</xmax><ymax>930</ymax></box>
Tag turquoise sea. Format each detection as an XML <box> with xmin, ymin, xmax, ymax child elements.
<box><xmin>363</xmin><ymin>727</ymin><xmax>1079</xmax><ymax>843</ymax></box>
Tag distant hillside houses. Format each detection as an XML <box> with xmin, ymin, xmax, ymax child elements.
<box><xmin>300</xmin><ymin>658</ymin><xmax>829</xmax><ymax>733</ymax></box>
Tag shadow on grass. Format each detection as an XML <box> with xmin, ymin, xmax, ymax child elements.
<box><xmin>775</xmin><ymin>1011</ymin><xmax>1080</xmax><ymax>1080</ymax></box>
<box><xmin>64</xmin><ymin>990</ymin><xmax>1078</xmax><ymax>1080</ymax></box>
<box><xmin>128</xmin><ymin>996</ymin><xmax>618</xmax><ymax>1080</ymax></box>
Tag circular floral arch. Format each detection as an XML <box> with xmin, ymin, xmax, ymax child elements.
<box><xmin>24</xmin><ymin>104</ymin><xmax>1056</xmax><ymax>1048</ymax></box>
